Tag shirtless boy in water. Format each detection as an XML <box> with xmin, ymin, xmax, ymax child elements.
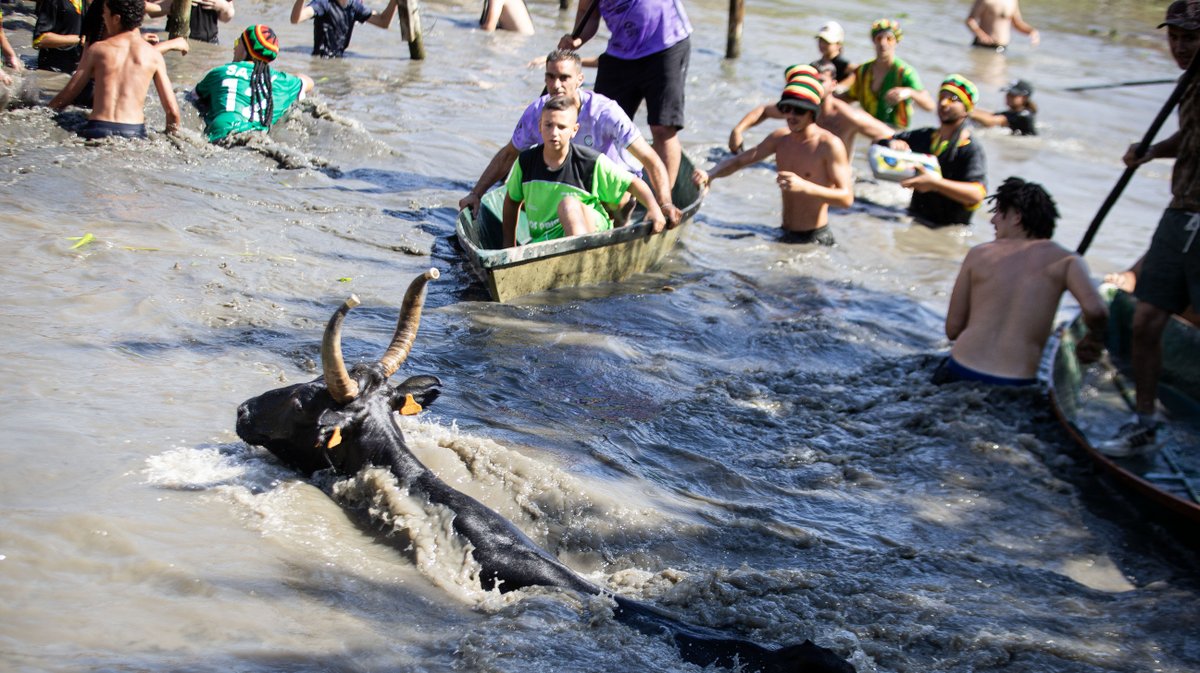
<box><xmin>965</xmin><ymin>0</ymin><xmax>1040</xmax><ymax>50</ymax></box>
<box><xmin>939</xmin><ymin>177</ymin><xmax>1106</xmax><ymax>386</ymax></box>
<box><xmin>49</xmin><ymin>0</ymin><xmax>181</xmax><ymax>139</ymax></box>
<box><xmin>697</xmin><ymin>70</ymin><xmax>852</xmax><ymax>245</ymax></box>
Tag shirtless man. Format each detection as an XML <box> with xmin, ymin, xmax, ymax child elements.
<box><xmin>728</xmin><ymin>63</ymin><xmax>892</xmax><ymax>158</ymax></box>
<box><xmin>966</xmin><ymin>0</ymin><xmax>1040</xmax><ymax>50</ymax></box>
<box><xmin>695</xmin><ymin>72</ymin><xmax>852</xmax><ymax>245</ymax></box>
<box><xmin>938</xmin><ymin>177</ymin><xmax>1107</xmax><ymax>385</ymax></box>
<box><xmin>49</xmin><ymin>0</ymin><xmax>181</xmax><ymax>139</ymax></box>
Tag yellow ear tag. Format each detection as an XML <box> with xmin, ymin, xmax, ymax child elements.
<box><xmin>326</xmin><ymin>426</ymin><xmax>343</xmax><ymax>449</ymax></box>
<box><xmin>400</xmin><ymin>394</ymin><xmax>423</xmax><ymax>416</ymax></box>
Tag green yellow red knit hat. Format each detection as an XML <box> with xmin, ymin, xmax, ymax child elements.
<box><xmin>777</xmin><ymin>76</ymin><xmax>824</xmax><ymax>116</ymax></box>
<box><xmin>871</xmin><ymin>18</ymin><xmax>902</xmax><ymax>42</ymax></box>
<box><xmin>784</xmin><ymin>63</ymin><xmax>820</xmax><ymax>84</ymax></box>
<box><xmin>241</xmin><ymin>25</ymin><xmax>279</xmax><ymax>63</ymax></box>
<box><xmin>940</xmin><ymin>74</ymin><xmax>978</xmax><ymax>111</ymax></box>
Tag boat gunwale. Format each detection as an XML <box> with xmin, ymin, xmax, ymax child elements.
<box><xmin>455</xmin><ymin>185</ymin><xmax>705</xmax><ymax>272</ymax></box>
<box><xmin>1044</xmin><ymin>313</ymin><xmax>1200</xmax><ymax>523</ymax></box>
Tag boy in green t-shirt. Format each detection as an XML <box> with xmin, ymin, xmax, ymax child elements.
<box><xmin>502</xmin><ymin>95</ymin><xmax>666</xmax><ymax>247</ymax></box>
<box><xmin>192</xmin><ymin>25</ymin><xmax>315</xmax><ymax>143</ymax></box>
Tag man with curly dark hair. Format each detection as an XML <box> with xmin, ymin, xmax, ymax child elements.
<box><xmin>934</xmin><ymin>177</ymin><xmax>1108</xmax><ymax>386</ymax></box>
<box><xmin>49</xmin><ymin>0</ymin><xmax>181</xmax><ymax>139</ymax></box>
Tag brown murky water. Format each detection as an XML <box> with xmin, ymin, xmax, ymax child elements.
<box><xmin>1</xmin><ymin>1</ymin><xmax>1196</xmax><ymax>671</ymax></box>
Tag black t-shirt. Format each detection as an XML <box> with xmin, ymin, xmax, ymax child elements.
<box><xmin>891</xmin><ymin>127</ymin><xmax>988</xmax><ymax>226</ymax></box>
<box><xmin>309</xmin><ymin>0</ymin><xmax>373</xmax><ymax>57</ymax></box>
<box><xmin>1002</xmin><ymin>109</ymin><xmax>1037</xmax><ymax>136</ymax></box>
<box><xmin>811</xmin><ymin>54</ymin><xmax>853</xmax><ymax>83</ymax></box>
<box><xmin>35</xmin><ymin>0</ymin><xmax>86</xmax><ymax>73</ymax></box>
<box><xmin>189</xmin><ymin>6</ymin><xmax>221</xmax><ymax>44</ymax></box>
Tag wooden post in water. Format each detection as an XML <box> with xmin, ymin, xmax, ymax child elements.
<box><xmin>166</xmin><ymin>0</ymin><xmax>192</xmax><ymax>40</ymax></box>
<box><xmin>726</xmin><ymin>0</ymin><xmax>743</xmax><ymax>59</ymax></box>
<box><xmin>398</xmin><ymin>0</ymin><xmax>425</xmax><ymax>60</ymax></box>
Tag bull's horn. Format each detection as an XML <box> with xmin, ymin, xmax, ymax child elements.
<box><xmin>321</xmin><ymin>295</ymin><xmax>362</xmax><ymax>404</ymax></box>
<box><xmin>379</xmin><ymin>268</ymin><xmax>439</xmax><ymax>378</ymax></box>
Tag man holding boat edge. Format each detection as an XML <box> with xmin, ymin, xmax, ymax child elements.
<box><xmin>1099</xmin><ymin>0</ymin><xmax>1200</xmax><ymax>456</ymax></box>
<box><xmin>460</xmin><ymin>50</ymin><xmax>681</xmax><ymax>231</ymax></box>
<box><xmin>502</xmin><ymin>96</ymin><xmax>665</xmax><ymax>247</ymax></box>
<box><xmin>936</xmin><ymin>177</ymin><xmax>1108</xmax><ymax>386</ymax></box>
<box><xmin>693</xmin><ymin>68</ymin><xmax>853</xmax><ymax>245</ymax></box>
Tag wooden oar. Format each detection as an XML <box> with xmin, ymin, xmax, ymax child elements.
<box><xmin>1076</xmin><ymin>54</ymin><xmax>1200</xmax><ymax>255</ymax></box>
<box><xmin>1064</xmin><ymin>78</ymin><xmax>1175</xmax><ymax>93</ymax></box>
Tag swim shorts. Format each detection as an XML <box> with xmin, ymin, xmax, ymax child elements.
<box><xmin>594</xmin><ymin>36</ymin><xmax>690</xmax><ymax>129</ymax></box>
<box><xmin>1136</xmin><ymin>208</ymin><xmax>1200</xmax><ymax>314</ymax></box>
<box><xmin>80</xmin><ymin>120</ymin><xmax>147</xmax><ymax>140</ymax></box>
<box><xmin>971</xmin><ymin>37</ymin><xmax>1006</xmax><ymax>53</ymax></box>
<box><xmin>779</xmin><ymin>226</ymin><xmax>835</xmax><ymax>246</ymax></box>
<box><xmin>931</xmin><ymin>355</ymin><xmax>1037</xmax><ymax>387</ymax></box>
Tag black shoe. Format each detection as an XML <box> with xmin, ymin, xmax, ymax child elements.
<box><xmin>1096</xmin><ymin>420</ymin><xmax>1159</xmax><ymax>458</ymax></box>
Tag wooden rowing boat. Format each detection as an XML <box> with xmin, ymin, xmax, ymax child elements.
<box><xmin>1044</xmin><ymin>287</ymin><xmax>1200</xmax><ymax>522</ymax></box>
<box><xmin>455</xmin><ymin>154</ymin><xmax>704</xmax><ymax>302</ymax></box>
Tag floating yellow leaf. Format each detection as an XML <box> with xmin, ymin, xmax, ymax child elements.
<box><xmin>67</xmin><ymin>233</ymin><xmax>95</xmax><ymax>249</ymax></box>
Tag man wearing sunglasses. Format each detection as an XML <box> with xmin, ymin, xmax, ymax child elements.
<box><xmin>693</xmin><ymin>69</ymin><xmax>852</xmax><ymax>246</ymax></box>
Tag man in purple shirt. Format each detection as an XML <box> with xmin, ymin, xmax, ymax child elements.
<box><xmin>559</xmin><ymin>0</ymin><xmax>692</xmax><ymax>189</ymax></box>
<box><xmin>460</xmin><ymin>50</ymin><xmax>681</xmax><ymax>227</ymax></box>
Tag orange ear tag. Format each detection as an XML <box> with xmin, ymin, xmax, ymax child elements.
<box><xmin>326</xmin><ymin>426</ymin><xmax>343</xmax><ymax>449</ymax></box>
<box><xmin>400</xmin><ymin>394</ymin><xmax>423</xmax><ymax>416</ymax></box>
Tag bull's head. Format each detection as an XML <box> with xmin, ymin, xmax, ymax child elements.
<box><xmin>236</xmin><ymin>269</ymin><xmax>442</xmax><ymax>475</ymax></box>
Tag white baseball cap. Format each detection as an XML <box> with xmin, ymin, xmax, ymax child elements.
<box><xmin>816</xmin><ymin>21</ymin><xmax>845</xmax><ymax>44</ymax></box>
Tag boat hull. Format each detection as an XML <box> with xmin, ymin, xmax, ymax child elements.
<box><xmin>456</xmin><ymin>154</ymin><xmax>704</xmax><ymax>302</ymax></box>
<box><xmin>1044</xmin><ymin>288</ymin><xmax>1200</xmax><ymax>522</ymax></box>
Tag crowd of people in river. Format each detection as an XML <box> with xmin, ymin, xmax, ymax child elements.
<box><xmin>0</xmin><ymin>0</ymin><xmax>1196</xmax><ymax>457</ymax></box>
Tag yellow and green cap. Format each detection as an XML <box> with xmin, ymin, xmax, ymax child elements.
<box><xmin>871</xmin><ymin>18</ymin><xmax>902</xmax><ymax>42</ymax></box>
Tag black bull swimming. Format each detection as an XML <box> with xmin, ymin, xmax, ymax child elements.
<box><xmin>235</xmin><ymin>269</ymin><xmax>855</xmax><ymax>673</ymax></box>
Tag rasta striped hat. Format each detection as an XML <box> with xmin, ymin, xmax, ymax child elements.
<box><xmin>871</xmin><ymin>18</ymin><xmax>902</xmax><ymax>42</ymax></box>
<box><xmin>784</xmin><ymin>63</ymin><xmax>820</xmax><ymax>84</ymax></box>
<box><xmin>940</xmin><ymin>74</ymin><xmax>978</xmax><ymax>111</ymax></box>
<box><xmin>777</xmin><ymin>71</ymin><xmax>824</xmax><ymax>116</ymax></box>
<box><xmin>241</xmin><ymin>24</ymin><xmax>280</xmax><ymax>63</ymax></box>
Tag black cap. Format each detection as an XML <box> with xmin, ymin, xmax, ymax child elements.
<box><xmin>1159</xmin><ymin>0</ymin><xmax>1200</xmax><ymax>30</ymax></box>
<box><xmin>1003</xmin><ymin>79</ymin><xmax>1034</xmax><ymax>97</ymax></box>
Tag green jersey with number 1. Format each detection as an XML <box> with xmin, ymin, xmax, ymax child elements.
<box><xmin>195</xmin><ymin>62</ymin><xmax>305</xmax><ymax>143</ymax></box>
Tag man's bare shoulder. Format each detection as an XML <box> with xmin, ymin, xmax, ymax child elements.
<box><xmin>813</xmin><ymin>125</ymin><xmax>847</xmax><ymax>153</ymax></box>
<box><xmin>972</xmin><ymin>238</ymin><xmax>1076</xmax><ymax>268</ymax></box>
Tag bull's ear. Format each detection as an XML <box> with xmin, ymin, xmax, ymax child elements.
<box><xmin>391</xmin><ymin>375</ymin><xmax>441</xmax><ymax>411</ymax></box>
<box><xmin>316</xmin><ymin>408</ymin><xmax>357</xmax><ymax>447</ymax></box>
